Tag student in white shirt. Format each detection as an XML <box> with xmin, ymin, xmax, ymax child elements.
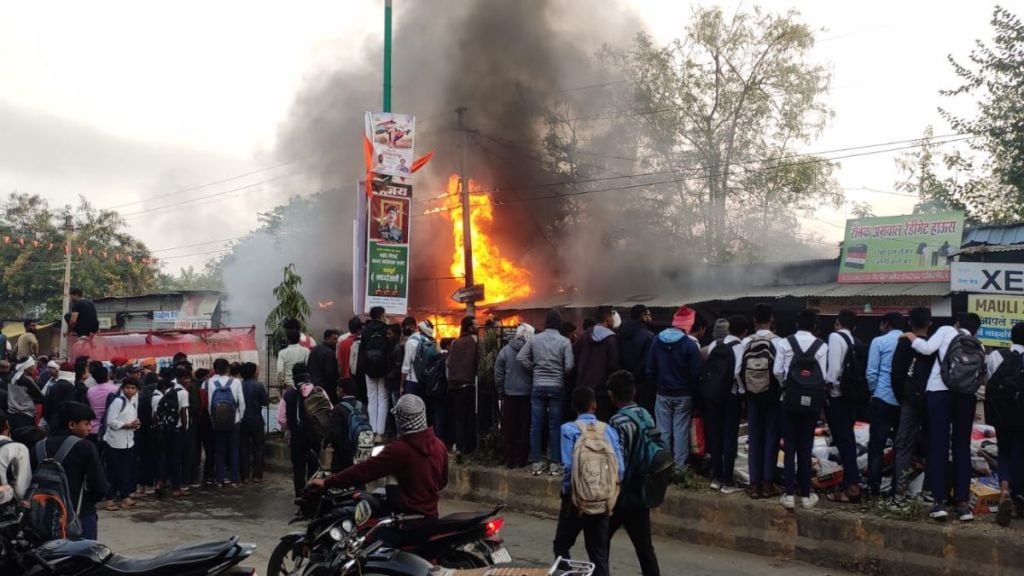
<box><xmin>703</xmin><ymin>315</ymin><xmax>748</xmax><ymax>495</ymax></box>
<box><xmin>103</xmin><ymin>377</ymin><xmax>140</xmax><ymax>510</ymax></box>
<box><xmin>207</xmin><ymin>358</ymin><xmax>245</xmax><ymax>487</ymax></box>
<box><xmin>0</xmin><ymin>412</ymin><xmax>31</xmax><ymax>504</ymax></box>
<box><xmin>905</xmin><ymin>313</ymin><xmax>982</xmax><ymax>522</ymax></box>
<box><xmin>736</xmin><ymin>303</ymin><xmax>782</xmax><ymax>500</ymax></box>
<box><xmin>773</xmin><ymin>310</ymin><xmax>828</xmax><ymax>510</ymax></box>
<box><xmin>823</xmin><ymin>310</ymin><xmax>862</xmax><ymax>504</ymax></box>
<box><xmin>984</xmin><ymin>322</ymin><xmax>1024</xmax><ymax>528</ymax></box>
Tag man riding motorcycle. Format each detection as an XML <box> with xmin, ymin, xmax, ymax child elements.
<box><xmin>307</xmin><ymin>394</ymin><xmax>447</xmax><ymax>517</ymax></box>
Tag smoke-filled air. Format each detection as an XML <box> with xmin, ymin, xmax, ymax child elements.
<box><xmin>219</xmin><ymin>0</ymin><xmax>842</xmax><ymax>332</ymax></box>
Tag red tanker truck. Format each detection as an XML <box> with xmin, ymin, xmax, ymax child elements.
<box><xmin>70</xmin><ymin>326</ymin><xmax>260</xmax><ymax>371</ymax></box>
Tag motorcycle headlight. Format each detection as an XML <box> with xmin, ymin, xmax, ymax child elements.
<box><xmin>342</xmin><ymin>520</ymin><xmax>355</xmax><ymax>533</ymax></box>
<box><xmin>329</xmin><ymin>526</ymin><xmax>345</xmax><ymax>542</ymax></box>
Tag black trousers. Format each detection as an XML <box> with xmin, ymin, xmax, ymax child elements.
<box><xmin>159</xmin><ymin>429</ymin><xmax>187</xmax><ymax>490</ymax></box>
<box><xmin>452</xmin><ymin>385</ymin><xmax>476</xmax><ymax>454</ymax></box>
<box><xmin>290</xmin><ymin>438</ymin><xmax>319</xmax><ymax>497</ymax></box>
<box><xmin>553</xmin><ymin>494</ymin><xmax>610</xmax><ymax>576</ymax></box>
<box><xmin>501</xmin><ymin>395</ymin><xmax>531</xmax><ymax>468</ymax></box>
<box><xmin>239</xmin><ymin>425</ymin><xmax>265</xmax><ymax>481</ymax></box>
<box><xmin>609</xmin><ymin>505</ymin><xmax>660</xmax><ymax>576</ymax></box>
<box><xmin>198</xmin><ymin>418</ymin><xmax>216</xmax><ymax>483</ymax></box>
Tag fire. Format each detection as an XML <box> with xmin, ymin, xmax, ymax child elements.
<box><xmin>426</xmin><ymin>313</ymin><xmax>524</xmax><ymax>341</ymax></box>
<box><xmin>443</xmin><ymin>174</ymin><xmax>532</xmax><ymax>306</ymax></box>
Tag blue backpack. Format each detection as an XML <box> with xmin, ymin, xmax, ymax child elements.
<box><xmin>98</xmin><ymin>392</ymin><xmax>127</xmax><ymax>441</ymax></box>
<box><xmin>620</xmin><ymin>407</ymin><xmax>673</xmax><ymax>508</ymax></box>
<box><xmin>210</xmin><ymin>379</ymin><xmax>238</xmax><ymax>432</ymax></box>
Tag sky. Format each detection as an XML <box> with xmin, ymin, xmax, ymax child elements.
<box><xmin>0</xmin><ymin>0</ymin><xmax>1002</xmax><ymax>272</ymax></box>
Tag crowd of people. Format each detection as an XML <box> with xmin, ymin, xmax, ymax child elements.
<box><xmin>0</xmin><ymin>348</ymin><xmax>270</xmax><ymax>541</ymax></box>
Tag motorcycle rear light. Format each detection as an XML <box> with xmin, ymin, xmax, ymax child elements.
<box><xmin>485</xmin><ymin>517</ymin><xmax>504</xmax><ymax>538</ymax></box>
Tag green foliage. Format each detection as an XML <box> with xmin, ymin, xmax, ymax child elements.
<box><xmin>157</xmin><ymin>265</ymin><xmax>223</xmax><ymax>291</ymax></box>
<box><xmin>0</xmin><ymin>193</ymin><xmax>157</xmax><ymax>320</ymax></box>
<box><xmin>935</xmin><ymin>5</ymin><xmax>1024</xmax><ymax>223</ymax></box>
<box><xmin>265</xmin><ymin>263</ymin><xmax>311</xmax><ymax>350</ymax></box>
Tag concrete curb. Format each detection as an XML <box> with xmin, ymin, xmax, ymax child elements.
<box><xmin>266</xmin><ymin>439</ymin><xmax>1024</xmax><ymax>576</ymax></box>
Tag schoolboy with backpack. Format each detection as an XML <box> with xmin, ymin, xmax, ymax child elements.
<box><xmin>823</xmin><ymin>310</ymin><xmax>865</xmax><ymax>504</ymax></box>
<box><xmin>907</xmin><ymin>312</ymin><xmax>986</xmax><ymax>522</ymax></box>
<box><xmin>552</xmin><ymin>386</ymin><xmax>623</xmax><ymax>576</ymax></box>
<box><xmin>737</xmin><ymin>303</ymin><xmax>782</xmax><ymax>500</ymax></box>
<box><xmin>984</xmin><ymin>322</ymin><xmax>1024</xmax><ymax>527</ymax></box>
<box><xmin>700</xmin><ymin>315</ymin><xmax>748</xmax><ymax>495</ymax></box>
<box><xmin>773</xmin><ymin>310</ymin><xmax>828</xmax><ymax>511</ymax></box>
<box><xmin>328</xmin><ymin>379</ymin><xmax>374</xmax><ymax>473</ymax></box>
<box><xmin>608</xmin><ymin>371</ymin><xmax>668</xmax><ymax>576</ymax></box>
<box><xmin>889</xmin><ymin>307</ymin><xmax>935</xmax><ymax>509</ymax></box>
<box><xmin>205</xmin><ymin>359</ymin><xmax>245</xmax><ymax>487</ymax></box>
<box><xmin>27</xmin><ymin>401</ymin><xmax>107</xmax><ymax>541</ymax></box>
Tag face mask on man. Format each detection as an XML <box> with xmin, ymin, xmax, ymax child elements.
<box><xmin>402</xmin><ymin>327</ymin><xmax>414</xmax><ymax>337</ymax></box>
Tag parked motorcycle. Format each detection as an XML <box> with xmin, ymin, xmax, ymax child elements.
<box><xmin>0</xmin><ymin>507</ymin><xmax>257</xmax><ymax>576</ymax></box>
<box><xmin>309</xmin><ymin>500</ymin><xmax>593</xmax><ymax>576</ymax></box>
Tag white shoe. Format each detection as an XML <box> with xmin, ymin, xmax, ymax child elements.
<box><xmin>710</xmin><ymin>481</ymin><xmax>722</xmax><ymax>491</ymax></box>
<box><xmin>531</xmin><ymin>462</ymin><xmax>546</xmax><ymax>476</ymax></box>
<box><xmin>780</xmin><ymin>495</ymin><xmax>796</xmax><ymax>510</ymax></box>
<box><xmin>801</xmin><ymin>493</ymin><xmax>819</xmax><ymax>509</ymax></box>
<box><xmin>720</xmin><ymin>485</ymin><xmax>742</xmax><ymax>495</ymax></box>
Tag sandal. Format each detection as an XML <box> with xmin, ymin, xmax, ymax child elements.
<box><xmin>747</xmin><ymin>485</ymin><xmax>764</xmax><ymax>500</ymax></box>
<box><xmin>827</xmin><ymin>486</ymin><xmax>862</xmax><ymax>504</ymax></box>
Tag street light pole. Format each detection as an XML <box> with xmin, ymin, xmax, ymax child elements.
<box><xmin>58</xmin><ymin>208</ymin><xmax>73</xmax><ymax>359</ymax></box>
<box><xmin>383</xmin><ymin>0</ymin><xmax>393</xmax><ymax>112</ymax></box>
<box><xmin>456</xmin><ymin>106</ymin><xmax>475</xmax><ymax>318</ymax></box>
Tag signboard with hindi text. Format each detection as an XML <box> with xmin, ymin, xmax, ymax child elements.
<box><xmin>951</xmin><ymin>261</ymin><xmax>1024</xmax><ymax>295</ymax></box>
<box><xmin>365</xmin><ymin>112</ymin><xmax>415</xmax><ymax>179</ymax></box>
<box><xmin>968</xmin><ymin>293</ymin><xmax>1024</xmax><ymax>348</ymax></box>
<box><xmin>838</xmin><ymin>212</ymin><xmax>964</xmax><ymax>283</ymax></box>
<box><xmin>364</xmin><ymin>177</ymin><xmax>412</xmax><ymax>315</ymax></box>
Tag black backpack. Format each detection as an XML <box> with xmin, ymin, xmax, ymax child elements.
<box><xmin>153</xmin><ymin>388</ymin><xmax>180</xmax><ymax>432</ymax></box>
<box><xmin>412</xmin><ymin>336</ymin><xmax>447</xmax><ymax>397</ymax></box>
<box><xmin>986</xmin><ymin>350</ymin><xmax>1024</xmax><ymax>430</ymax></box>
<box><xmin>836</xmin><ymin>333</ymin><xmax>870</xmax><ymax>407</ymax></box>
<box><xmin>137</xmin><ymin>385</ymin><xmax>156</xmax><ymax>429</ymax></box>
<box><xmin>361</xmin><ymin>322</ymin><xmax>391</xmax><ymax>378</ymax></box>
<box><xmin>699</xmin><ymin>339</ymin><xmax>739</xmax><ymax>403</ymax></box>
<box><xmin>25</xmin><ymin>437</ymin><xmax>83</xmax><ymax>542</ymax></box>
<box><xmin>893</xmin><ymin>341</ymin><xmax>933</xmax><ymax>408</ymax></box>
<box><xmin>941</xmin><ymin>334</ymin><xmax>987</xmax><ymax>395</ymax></box>
<box><xmin>782</xmin><ymin>336</ymin><xmax>827</xmax><ymax>415</ymax></box>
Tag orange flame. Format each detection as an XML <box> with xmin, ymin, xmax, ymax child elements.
<box><xmin>443</xmin><ymin>175</ymin><xmax>532</xmax><ymax>306</ymax></box>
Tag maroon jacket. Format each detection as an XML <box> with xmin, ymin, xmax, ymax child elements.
<box><xmin>323</xmin><ymin>428</ymin><xmax>448</xmax><ymax>517</ymax></box>
<box><xmin>446</xmin><ymin>334</ymin><xmax>480</xmax><ymax>389</ymax></box>
<box><xmin>575</xmin><ymin>326</ymin><xmax>621</xmax><ymax>392</ymax></box>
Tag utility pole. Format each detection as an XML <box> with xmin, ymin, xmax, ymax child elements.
<box><xmin>456</xmin><ymin>106</ymin><xmax>476</xmax><ymax>317</ymax></box>
<box><xmin>58</xmin><ymin>208</ymin><xmax>73</xmax><ymax>359</ymax></box>
<box><xmin>383</xmin><ymin>0</ymin><xmax>393</xmax><ymax>112</ymax></box>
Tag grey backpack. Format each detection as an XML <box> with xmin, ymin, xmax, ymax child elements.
<box><xmin>940</xmin><ymin>334</ymin><xmax>986</xmax><ymax>395</ymax></box>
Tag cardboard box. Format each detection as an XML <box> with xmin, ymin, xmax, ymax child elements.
<box><xmin>970</xmin><ymin>479</ymin><xmax>1002</xmax><ymax>514</ymax></box>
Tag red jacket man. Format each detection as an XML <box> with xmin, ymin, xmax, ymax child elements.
<box><xmin>309</xmin><ymin>394</ymin><xmax>447</xmax><ymax>517</ymax></box>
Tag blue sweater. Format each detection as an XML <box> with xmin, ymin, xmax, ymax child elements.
<box><xmin>645</xmin><ymin>329</ymin><xmax>701</xmax><ymax>396</ymax></box>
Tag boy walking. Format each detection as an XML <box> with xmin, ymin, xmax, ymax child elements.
<box><xmin>552</xmin><ymin>387</ymin><xmax>624</xmax><ymax>576</ymax></box>
<box><xmin>607</xmin><ymin>371</ymin><xmax>661</xmax><ymax>576</ymax></box>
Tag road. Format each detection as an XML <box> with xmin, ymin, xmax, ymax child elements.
<box><xmin>101</xmin><ymin>472</ymin><xmax>853</xmax><ymax>575</ymax></box>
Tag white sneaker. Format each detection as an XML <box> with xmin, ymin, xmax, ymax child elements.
<box><xmin>780</xmin><ymin>495</ymin><xmax>796</xmax><ymax>510</ymax></box>
<box><xmin>531</xmin><ymin>462</ymin><xmax>546</xmax><ymax>476</ymax></box>
<box><xmin>801</xmin><ymin>493</ymin><xmax>819</xmax><ymax>509</ymax></box>
<box><xmin>710</xmin><ymin>481</ymin><xmax>722</xmax><ymax>491</ymax></box>
<box><xmin>720</xmin><ymin>485</ymin><xmax>742</xmax><ymax>495</ymax></box>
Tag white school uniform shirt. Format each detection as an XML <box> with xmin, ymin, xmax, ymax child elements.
<box><xmin>103</xmin><ymin>393</ymin><xmax>138</xmax><ymax>449</ymax></box>
<box><xmin>825</xmin><ymin>329</ymin><xmax>852</xmax><ymax>398</ymax></box>
<box><xmin>910</xmin><ymin>326</ymin><xmax>971</xmax><ymax>393</ymax></box>
<box><xmin>705</xmin><ymin>334</ymin><xmax>744</xmax><ymax>394</ymax></box>
<box><xmin>206</xmin><ymin>375</ymin><xmax>245</xmax><ymax>425</ymax></box>
<box><xmin>773</xmin><ymin>330</ymin><xmax>829</xmax><ymax>385</ymax></box>
<box><xmin>986</xmin><ymin>343</ymin><xmax>1024</xmax><ymax>378</ymax></box>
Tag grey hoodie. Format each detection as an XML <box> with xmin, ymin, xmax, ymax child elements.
<box><xmin>495</xmin><ymin>338</ymin><xmax>532</xmax><ymax>397</ymax></box>
<box><xmin>517</xmin><ymin>329</ymin><xmax>574</xmax><ymax>389</ymax></box>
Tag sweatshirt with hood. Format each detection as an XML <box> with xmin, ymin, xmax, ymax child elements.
<box><xmin>646</xmin><ymin>328</ymin><xmax>702</xmax><ymax>397</ymax></box>
<box><xmin>495</xmin><ymin>338</ymin><xmax>532</xmax><ymax>396</ymax></box>
<box><xmin>619</xmin><ymin>320</ymin><xmax>655</xmax><ymax>381</ymax></box>
<box><xmin>575</xmin><ymin>325</ymin><xmax>621</xmax><ymax>392</ymax></box>
<box><xmin>324</xmin><ymin>428</ymin><xmax>448</xmax><ymax>517</ymax></box>
<box><xmin>517</xmin><ymin>311</ymin><xmax>574</xmax><ymax>389</ymax></box>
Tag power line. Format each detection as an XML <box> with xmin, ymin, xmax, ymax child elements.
<box><xmin>120</xmin><ymin>171</ymin><xmax>301</xmax><ymax>219</ymax></box>
<box><xmin>149</xmin><ymin>235</ymin><xmax>249</xmax><ymax>253</ymax></box>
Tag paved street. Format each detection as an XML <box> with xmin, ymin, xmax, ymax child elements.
<box><xmin>100</xmin><ymin>471</ymin><xmax>853</xmax><ymax>575</ymax></box>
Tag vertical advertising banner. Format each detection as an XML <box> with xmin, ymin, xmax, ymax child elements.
<box><xmin>968</xmin><ymin>293</ymin><xmax>1024</xmax><ymax>348</ymax></box>
<box><xmin>365</xmin><ymin>112</ymin><xmax>416</xmax><ymax>179</ymax></box>
<box><xmin>837</xmin><ymin>212</ymin><xmax>965</xmax><ymax>283</ymax></box>
<box><xmin>364</xmin><ymin>178</ymin><xmax>412</xmax><ymax>314</ymax></box>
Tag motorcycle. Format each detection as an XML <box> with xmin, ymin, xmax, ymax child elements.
<box><xmin>311</xmin><ymin>500</ymin><xmax>593</xmax><ymax>576</ymax></box>
<box><xmin>0</xmin><ymin>506</ymin><xmax>257</xmax><ymax>576</ymax></box>
<box><xmin>268</xmin><ymin>453</ymin><xmax>509</xmax><ymax>575</ymax></box>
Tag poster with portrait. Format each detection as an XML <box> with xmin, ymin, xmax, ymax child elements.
<box><xmin>368</xmin><ymin>180</ymin><xmax>411</xmax><ymax>244</ymax></box>
<box><xmin>364</xmin><ymin>178</ymin><xmax>412</xmax><ymax>315</ymax></box>
<box><xmin>365</xmin><ymin>111</ymin><xmax>416</xmax><ymax>179</ymax></box>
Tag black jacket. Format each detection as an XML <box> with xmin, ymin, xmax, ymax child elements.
<box><xmin>619</xmin><ymin>320</ymin><xmax>655</xmax><ymax>382</ymax></box>
<box><xmin>308</xmin><ymin>344</ymin><xmax>340</xmax><ymax>394</ymax></box>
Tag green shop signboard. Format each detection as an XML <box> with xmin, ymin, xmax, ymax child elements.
<box><xmin>838</xmin><ymin>212</ymin><xmax>964</xmax><ymax>283</ymax></box>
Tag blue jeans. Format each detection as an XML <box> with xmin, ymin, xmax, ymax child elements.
<box><xmin>927</xmin><ymin>390</ymin><xmax>976</xmax><ymax>503</ymax></box>
<box><xmin>655</xmin><ymin>395</ymin><xmax>693</xmax><ymax>468</ymax></box>
<box><xmin>746</xmin><ymin>395</ymin><xmax>780</xmax><ymax>486</ymax></box>
<box><xmin>530</xmin><ymin>387</ymin><xmax>563</xmax><ymax>464</ymax></box>
<box><xmin>867</xmin><ymin>397</ymin><xmax>900</xmax><ymax>491</ymax></box>
<box><xmin>825</xmin><ymin>395</ymin><xmax>861</xmax><ymax>488</ymax></box>
<box><xmin>214</xmin><ymin>426</ymin><xmax>241</xmax><ymax>484</ymax></box>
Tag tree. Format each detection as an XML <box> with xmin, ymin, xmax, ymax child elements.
<box><xmin>157</xmin><ymin>264</ymin><xmax>224</xmax><ymax>291</ymax></box>
<box><xmin>937</xmin><ymin>5</ymin><xmax>1024</xmax><ymax>222</ymax></box>
<box><xmin>265</xmin><ymin>263</ymin><xmax>311</xmax><ymax>351</ymax></box>
<box><xmin>545</xmin><ymin>6</ymin><xmax>839</xmax><ymax>263</ymax></box>
<box><xmin>0</xmin><ymin>192</ymin><xmax>157</xmax><ymax>320</ymax></box>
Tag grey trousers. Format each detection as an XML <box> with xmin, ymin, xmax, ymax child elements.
<box><xmin>892</xmin><ymin>399</ymin><xmax>927</xmax><ymax>498</ymax></box>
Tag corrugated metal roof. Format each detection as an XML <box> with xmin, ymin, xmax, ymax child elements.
<box><xmin>963</xmin><ymin>224</ymin><xmax>1024</xmax><ymax>247</ymax></box>
<box><xmin>491</xmin><ymin>282</ymin><xmax>949</xmax><ymax>310</ymax></box>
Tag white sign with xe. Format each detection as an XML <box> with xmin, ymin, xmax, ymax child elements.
<box><xmin>951</xmin><ymin>261</ymin><xmax>1024</xmax><ymax>294</ymax></box>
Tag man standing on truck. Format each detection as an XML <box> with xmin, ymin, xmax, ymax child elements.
<box><xmin>66</xmin><ymin>288</ymin><xmax>99</xmax><ymax>338</ymax></box>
